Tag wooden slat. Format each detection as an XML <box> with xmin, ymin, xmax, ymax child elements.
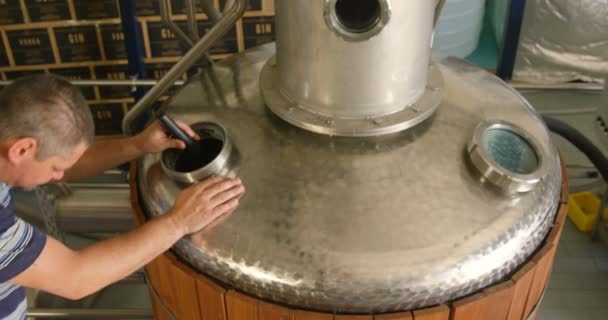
<box><xmin>129</xmin><ymin>161</ymin><xmax>143</xmax><ymax>219</ymax></box>
<box><xmin>551</xmin><ymin>204</ymin><xmax>568</xmax><ymax>249</ymax></box>
<box><xmin>226</xmin><ymin>290</ymin><xmax>259</xmax><ymax>320</ymax></box>
<box><xmin>546</xmin><ymin>222</ymin><xmax>563</xmax><ymax>246</ymax></box>
<box><xmin>293</xmin><ymin>310</ymin><xmax>334</xmax><ymax>320</ymax></box>
<box><xmin>154</xmin><ymin>254</ymin><xmax>178</xmax><ymax>314</ymax></box>
<box><xmin>258</xmin><ymin>301</ymin><xmax>294</xmax><ymax>320</ymax></box>
<box><xmin>544</xmin><ymin>248</ymin><xmax>559</xmax><ymax>284</ymax></box>
<box><xmin>555</xmin><ymin>203</ymin><xmax>568</xmax><ymax>228</ymax></box>
<box><xmin>480</xmin><ymin>281</ymin><xmax>515</xmax><ymax>320</ymax></box>
<box><xmin>143</xmin><ymin>258</ymin><xmax>161</xmax><ymax>295</ymax></box>
<box><xmin>374</xmin><ymin>311</ymin><xmax>413</xmax><ymax>320</ymax></box>
<box><xmin>412</xmin><ymin>305</ymin><xmax>450</xmax><ymax>320</ymax></box>
<box><xmin>523</xmin><ymin>244</ymin><xmax>555</xmax><ymax>319</ymax></box>
<box><xmin>540</xmin><ymin>245</ymin><xmax>559</xmax><ymax>299</ymax></box>
<box><xmin>130</xmin><ymin>162</ymin><xmax>178</xmax><ymax>318</ymax></box>
<box><xmin>506</xmin><ymin>262</ymin><xmax>536</xmax><ymax>320</ymax></box>
<box><xmin>559</xmin><ymin>155</ymin><xmax>569</xmax><ymax>204</ymax></box>
<box><xmin>169</xmin><ymin>261</ymin><xmax>203</xmax><ymax>320</ymax></box>
<box><xmin>335</xmin><ymin>315</ymin><xmax>373</xmax><ymax>320</ymax></box>
<box><xmin>143</xmin><ymin>259</ymin><xmax>172</xmax><ymax>319</ymax></box>
<box><xmin>450</xmin><ymin>293</ymin><xmax>486</xmax><ymax>320</ymax></box>
<box><xmin>148</xmin><ymin>290</ymin><xmax>173</xmax><ymax>320</ymax></box>
<box><xmin>195</xmin><ymin>273</ymin><xmax>228</xmax><ymax>320</ymax></box>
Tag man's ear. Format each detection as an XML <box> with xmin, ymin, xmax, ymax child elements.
<box><xmin>7</xmin><ymin>137</ymin><xmax>38</xmax><ymax>165</ymax></box>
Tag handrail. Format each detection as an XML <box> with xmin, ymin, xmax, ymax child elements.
<box><xmin>0</xmin><ymin>80</ymin><xmax>184</xmax><ymax>87</ymax></box>
<box><xmin>160</xmin><ymin>0</ymin><xmax>194</xmax><ymax>48</ymax></box>
<box><xmin>26</xmin><ymin>308</ymin><xmax>152</xmax><ymax>319</ymax></box>
<box><xmin>122</xmin><ymin>0</ymin><xmax>248</xmax><ymax>135</ymax></box>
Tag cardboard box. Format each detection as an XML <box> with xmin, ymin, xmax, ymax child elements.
<box><xmin>94</xmin><ymin>64</ymin><xmax>133</xmax><ymax>99</ymax></box>
<box><xmin>242</xmin><ymin>16</ymin><xmax>275</xmax><ymax>49</ymax></box>
<box><xmin>0</xmin><ymin>0</ymin><xmax>24</xmax><ymax>26</ymax></box>
<box><xmin>53</xmin><ymin>25</ymin><xmax>101</xmax><ymax>63</ymax></box>
<box><xmin>25</xmin><ymin>0</ymin><xmax>71</xmax><ymax>22</ymax></box>
<box><xmin>100</xmin><ymin>23</ymin><xmax>138</xmax><ymax>61</ymax></box>
<box><xmin>219</xmin><ymin>0</ymin><xmax>262</xmax><ymax>12</ymax></box>
<box><xmin>136</xmin><ymin>0</ymin><xmax>162</xmax><ymax>16</ymax></box>
<box><xmin>145</xmin><ymin>62</ymin><xmax>176</xmax><ymax>80</ymax></box>
<box><xmin>198</xmin><ymin>20</ymin><xmax>238</xmax><ymax>54</ymax></box>
<box><xmin>147</xmin><ymin>21</ymin><xmax>187</xmax><ymax>57</ymax></box>
<box><xmin>73</xmin><ymin>0</ymin><xmax>119</xmax><ymax>20</ymax></box>
<box><xmin>6</xmin><ymin>28</ymin><xmax>55</xmax><ymax>65</ymax></box>
<box><xmin>170</xmin><ymin>0</ymin><xmax>204</xmax><ymax>15</ymax></box>
<box><xmin>89</xmin><ymin>102</ymin><xmax>126</xmax><ymax>135</ymax></box>
<box><xmin>147</xmin><ymin>20</ymin><xmax>238</xmax><ymax>57</ymax></box>
<box><xmin>50</xmin><ymin>66</ymin><xmax>97</xmax><ymax>100</ymax></box>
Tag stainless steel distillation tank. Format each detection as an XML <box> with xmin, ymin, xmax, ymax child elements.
<box><xmin>124</xmin><ymin>0</ymin><xmax>566</xmax><ymax>318</ymax></box>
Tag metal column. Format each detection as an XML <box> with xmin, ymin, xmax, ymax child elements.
<box><xmin>118</xmin><ymin>0</ymin><xmax>148</xmax><ymax>131</ymax></box>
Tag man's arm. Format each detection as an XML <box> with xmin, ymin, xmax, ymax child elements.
<box><xmin>63</xmin><ymin>120</ymin><xmax>199</xmax><ymax>181</ymax></box>
<box><xmin>10</xmin><ymin>177</ymin><xmax>244</xmax><ymax>299</ymax></box>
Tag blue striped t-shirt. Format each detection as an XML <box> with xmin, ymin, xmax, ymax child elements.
<box><xmin>0</xmin><ymin>183</ymin><xmax>47</xmax><ymax>320</ymax></box>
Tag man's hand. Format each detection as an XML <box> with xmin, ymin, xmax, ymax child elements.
<box><xmin>167</xmin><ymin>177</ymin><xmax>245</xmax><ymax>236</ymax></box>
<box><xmin>11</xmin><ymin>176</ymin><xmax>244</xmax><ymax>300</ymax></box>
<box><xmin>133</xmin><ymin>120</ymin><xmax>200</xmax><ymax>154</ymax></box>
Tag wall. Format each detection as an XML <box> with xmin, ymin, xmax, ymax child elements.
<box><xmin>0</xmin><ymin>0</ymin><xmax>276</xmax><ymax>135</ymax></box>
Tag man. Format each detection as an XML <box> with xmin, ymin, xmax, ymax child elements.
<box><xmin>0</xmin><ymin>74</ymin><xmax>245</xmax><ymax>319</ymax></box>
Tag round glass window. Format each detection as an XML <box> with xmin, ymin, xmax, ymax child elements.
<box><xmin>482</xmin><ymin>128</ymin><xmax>539</xmax><ymax>175</ymax></box>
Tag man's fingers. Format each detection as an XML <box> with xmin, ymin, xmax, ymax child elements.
<box><xmin>209</xmin><ymin>184</ymin><xmax>245</xmax><ymax>207</ymax></box>
<box><xmin>201</xmin><ymin>208</ymin><xmax>234</xmax><ymax>232</ymax></box>
<box><xmin>192</xmin><ymin>177</ymin><xmax>226</xmax><ymax>192</ymax></box>
<box><xmin>175</xmin><ymin>120</ymin><xmax>201</xmax><ymax>140</ymax></box>
<box><xmin>202</xmin><ymin>178</ymin><xmax>242</xmax><ymax>198</ymax></box>
<box><xmin>171</xmin><ymin>139</ymin><xmax>186</xmax><ymax>150</ymax></box>
<box><xmin>211</xmin><ymin>197</ymin><xmax>240</xmax><ymax>217</ymax></box>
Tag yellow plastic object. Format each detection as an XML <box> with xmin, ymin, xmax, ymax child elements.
<box><xmin>567</xmin><ymin>192</ymin><xmax>608</xmax><ymax>232</ymax></box>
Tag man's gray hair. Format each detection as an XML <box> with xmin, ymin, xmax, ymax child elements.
<box><xmin>0</xmin><ymin>74</ymin><xmax>95</xmax><ymax>159</ymax></box>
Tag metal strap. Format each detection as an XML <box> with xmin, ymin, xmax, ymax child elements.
<box><xmin>144</xmin><ymin>271</ymin><xmax>177</xmax><ymax>320</ymax></box>
<box><xmin>34</xmin><ymin>185</ymin><xmax>63</xmax><ymax>242</ymax></box>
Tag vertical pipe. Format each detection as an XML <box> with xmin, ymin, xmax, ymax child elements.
<box><xmin>119</xmin><ymin>0</ymin><xmax>147</xmax><ymax>101</ymax></box>
<box><xmin>26</xmin><ymin>308</ymin><xmax>152</xmax><ymax>318</ymax></box>
<box><xmin>160</xmin><ymin>0</ymin><xmax>194</xmax><ymax>48</ymax></box>
<box><xmin>119</xmin><ymin>0</ymin><xmax>148</xmax><ymax>131</ymax></box>
<box><xmin>122</xmin><ymin>0</ymin><xmax>248</xmax><ymax>135</ymax></box>
<box><xmin>434</xmin><ymin>0</ymin><xmax>446</xmax><ymax>27</ymax></box>
<box><xmin>186</xmin><ymin>0</ymin><xmax>200</xmax><ymax>41</ymax></box>
<box><xmin>497</xmin><ymin>0</ymin><xmax>528</xmax><ymax>80</ymax></box>
<box><xmin>201</xmin><ymin>0</ymin><xmax>222</xmax><ymax>23</ymax></box>
<box><xmin>222</xmin><ymin>0</ymin><xmax>235</xmax><ymax>14</ymax></box>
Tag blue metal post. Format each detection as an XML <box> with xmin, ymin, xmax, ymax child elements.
<box><xmin>119</xmin><ymin>0</ymin><xmax>147</xmax><ymax>105</ymax></box>
<box><xmin>497</xmin><ymin>0</ymin><xmax>527</xmax><ymax>80</ymax></box>
<box><xmin>118</xmin><ymin>0</ymin><xmax>147</xmax><ymax>170</ymax></box>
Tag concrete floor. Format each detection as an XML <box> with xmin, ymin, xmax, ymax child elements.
<box><xmin>522</xmin><ymin>88</ymin><xmax>608</xmax><ymax>320</ymax></box>
<box><xmin>537</xmin><ymin>220</ymin><xmax>608</xmax><ymax>320</ymax></box>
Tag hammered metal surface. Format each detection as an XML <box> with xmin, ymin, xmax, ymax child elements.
<box><xmin>137</xmin><ymin>44</ymin><xmax>562</xmax><ymax>313</ymax></box>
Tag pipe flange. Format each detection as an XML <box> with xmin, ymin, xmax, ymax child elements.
<box><xmin>324</xmin><ymin>0</ymin><xmax>391</xmax><ymax>42</ymax></box>
<box><xmin>260</xmin><ymin>56</ymin><xmax>444</xmax><ymax>137</ymax></box>
<box><xmin>467</xmin><ymin>120</ymin><xmax>549</xmax><ymax>194</ymax></box>
<box><xmin>161</xmin><ymin>122</ymin><xmax>239</xmax><ymax>184</ymax></box>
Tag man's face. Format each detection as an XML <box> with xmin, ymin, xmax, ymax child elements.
<box><xmin>13</xmin><ymin>142</ymin><xmax>88</xmax><ymax>188</ymax></box>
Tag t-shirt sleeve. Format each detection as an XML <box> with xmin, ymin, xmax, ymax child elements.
<box><xmin>0</xmin><ymin>217</ymin><xmax>47</xmax><ymax>282</ymax></box>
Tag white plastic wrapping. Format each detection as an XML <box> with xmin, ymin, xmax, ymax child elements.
<box><xmin>433</xmin><ymin>0</ymin><xmax>486</xmax><ymax>58</ymax></box>
<box><xmin>513</xmin><ymin>0</ymin><xmax>608</xmax><ymax>84</ymax></box>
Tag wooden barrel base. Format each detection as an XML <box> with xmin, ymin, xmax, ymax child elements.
<box><xmin>130</xmin><ymin>158</ymin><xmax>569</xmax><ymax>320</ymax></box>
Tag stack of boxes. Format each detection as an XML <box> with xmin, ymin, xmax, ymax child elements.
<box><xmin>0</xmin><ymin>0</ymin><xmax>276</xmax><ymax>135</ymax></box>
